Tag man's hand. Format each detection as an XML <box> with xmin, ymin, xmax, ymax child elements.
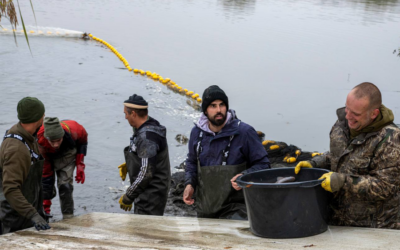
<box><xmin>319</xmin><ymin>172</ymin><xmax>346</xmax><ymax>193</ymax></box>
<box><xmin>31</xmin><ymin>212</ymin><xmax>51</xmax><ymax>231</ymax></box>
<box><xmin>75</xmin><ymin>164</ymin><xmax>85</xmax><ymax>184</ymax></box>
<box><xmin>75</xmin><ymin>154</ymin><xmax>85</xmax><ymax>184</ymax></box>
<box><xmin>118</xmin><ymin>163</ymin><xmax>127</xmax><ymax>181</ymax></box>
<box><xmin>119</xmin><ymin>194</ymin><xmax>133</xmax><ymax>211</ymax></box>
<box><xmin>294</xmin><ymin>161</ymin><xmax>313</xmax><ymax>174</ymax></box>
<box><xmin>231</xmin><ymin>174</ymin><xmax>243</xmax><ymax>191</ymax></box>
<box><xmin>183</xmin><ymin>184</ymin><xmax>195</xmax><ymax>205</ymax></box>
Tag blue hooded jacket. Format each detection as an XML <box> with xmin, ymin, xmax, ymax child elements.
<box><xmin>185</xmin><ymin>110</ymin><xmax>270</xmax><ymax>188</ymax></box>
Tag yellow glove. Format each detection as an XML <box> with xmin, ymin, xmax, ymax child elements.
<box><xmin>319</xmin><ymin>172</ymin><xmax>345</xmax><ymax>193</ymax></box>
<box><xmin>294</xmin><ymin>161</ymin><xmax>313</xmax><ymax>174</ymax></box>
<box><xmin>119</xmin><ymin>195</ymin><xmax>133</xmax><ymax>211</ymax></box>
<box><xmin>312</xmin><ymin>152</ymin><xmax>322</xmax><ymax>157</ymax></box>
<box><xmin>319</xmin><ymin>172</ymin><xmax>333</xmax><ymax>192</ymax></box>
<box><xmin>118</xmin><ymin>163</ymin><xmax>127</xmax><ymax>181</ymax></box>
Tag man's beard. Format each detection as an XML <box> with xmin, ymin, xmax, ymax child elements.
<box><xmin>208</xmin><ymin>112</ymin><xmax>227</xmax><ymax>126</ymax></box>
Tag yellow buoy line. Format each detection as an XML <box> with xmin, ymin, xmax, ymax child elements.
<box><xmin>88</xmin><ymin>33</ymin><xmax>202</xmax><ymax>104</ymax></box>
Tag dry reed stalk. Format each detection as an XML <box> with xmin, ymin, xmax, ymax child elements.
<box><xmin>0</xmin><ymin>0</ymin><xmax>18</xmax><ymax>28</ymax></box>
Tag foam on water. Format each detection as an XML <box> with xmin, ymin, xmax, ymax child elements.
<box><xmin>0</xmin><ymin>26</ymin><xmax>84</xmax><ymax>38</ymax></box>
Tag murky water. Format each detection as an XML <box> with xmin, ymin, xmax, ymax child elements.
<box><xmin>1</xmin><ymin>0</ymin><xmax>399</xmax><ymax>220</ymax></box>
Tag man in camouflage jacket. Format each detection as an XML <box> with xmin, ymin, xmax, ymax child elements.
<box><xmin>295</xmin><ymin>82</ymin><xmax>400</xmax><ymax>229</ymax></box>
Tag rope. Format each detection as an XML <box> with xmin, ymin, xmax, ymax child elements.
<box><xmin>89</xmin><ymin>33</ymin><xmax>203</xmax><ymax>104</ymax></box>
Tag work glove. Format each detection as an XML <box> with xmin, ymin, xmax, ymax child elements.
<box><xmin>31</xmin><ymin>212</ymin><xmax>51</xmax><ymax>231</ymax></box>
<box><xmin>118</xmin><ymin>163</ymin><xmax>127</xmax><ymax>181</ymax></box>
<box><xmin>119</xmin><ymin>194</ymin><xmax>133</xmax><ymax>211</ymax></box>
<box><xmin>75</xmin><ymin>154</ymin><xmax>85</xmax><ymax>184</ymax></box>
<box><xmin>319</xmin><ymin>172</ymin><xmax>346</xmax><ymax>193</ymax></box>
<box><xmin>294</xmin><ymin>161</ymin><xmax>313</xmax><ymax>174</ymax></box>
<box><xmin>312</xmin><ymin>152</ymin><xmax>322</xmax><ymax>157</ymax></box>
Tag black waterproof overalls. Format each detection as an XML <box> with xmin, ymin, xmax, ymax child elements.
<box><xmin>0</xmin><ymin>134</ymin><xmax>44</xmax><ymax>235</ymax></box>
<box><xmin>124</xmin><ymin>126</ymin><xmax>171</xmax><ymax>215</ymax></box>
<box><xmin>195</xmin><ymin>122</ymin><xmax>248</xmax><ymax>220</ymax></box>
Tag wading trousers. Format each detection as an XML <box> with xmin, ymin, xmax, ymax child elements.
<box><xmin>52</xmin><ymin>148</ymin><xmax>76</xmax><ymax>218</ymax></box>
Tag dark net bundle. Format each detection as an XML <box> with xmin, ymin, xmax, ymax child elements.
<box><xmin>261</xmin><ymin>139</ymin><xmax>317</xmax><ymax>168</ymax></box>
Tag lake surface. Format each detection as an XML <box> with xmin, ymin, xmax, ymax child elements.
<box><xmin>1</xmin><ymin>0</ymin><xmax>399</xmax><ymax>220</ymax></box>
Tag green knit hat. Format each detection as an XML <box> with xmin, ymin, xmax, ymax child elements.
<box><xmin>44</xmin><ymin>117</ymin><xmax>65</xmax><ymax>140</ymax></box>
<box><xmin>17</xmin><ymin>97</ymin><xmax>45</xmax><ymax>123</ymax></box>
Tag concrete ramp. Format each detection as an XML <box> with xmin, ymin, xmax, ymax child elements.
<box><xmin>0</xmin><ymin>212</ymin><xmax>398</xmax><ymax>249</ymax></box>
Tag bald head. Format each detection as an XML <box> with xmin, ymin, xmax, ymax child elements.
<box><xmin>351</xmin><ymin>82</ymin><xmax>382</xmax><ymax>110</ymax></box>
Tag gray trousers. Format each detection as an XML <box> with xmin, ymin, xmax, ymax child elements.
<box><xmin>53</xmin><ymin>148</ymin><xmax>76</xmax><ymax>216</ymax></box>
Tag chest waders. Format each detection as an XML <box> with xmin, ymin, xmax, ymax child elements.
<box><xmin>52</xmin><ymin>147</ymin><xmax>77</xmax><ymax>218</ymax></box>
<box><xmin>0</xmin><ymin>134</ymin><xmax>44</xmax><ymax>234</ymax></box>
<box><xmin>123</xmin><ymin>127</ymin><xmax>171</xmax><ymax>216</ymax></box>
<box><xmin>195</xmin><ymin>122</ymin><xmax>248</xmax><ymax>220</ymax></box>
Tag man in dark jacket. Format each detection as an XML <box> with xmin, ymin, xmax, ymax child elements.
<box><xmin>0</xmin><ymin>97</ymin><xmax>50</xmax><ymax>234</ymax></box>
<box><xmin>183</xmin><ymin>85</ymin><xmax>270</xmax><ymax>220</ymax></box>
<box><xmin>118</xmin><ymin>94</ymin><xmax>171</xmax><ymax>215</ymax></box>
<box><xmin>295</xmin><ymin>82</ymin><xmax>400</xmax><ymax>229</ymax></box>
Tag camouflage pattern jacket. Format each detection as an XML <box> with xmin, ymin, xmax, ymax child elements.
<box><xmin>312</xmin><ymin>107</ymin><xmax>400</xmax><ymax>229</ymax></box>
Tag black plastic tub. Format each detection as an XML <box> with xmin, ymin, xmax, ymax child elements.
<box><xmin>236</xmin><ymin>167</ymin><xmax>331</xmax><ymax>238</ymax></box>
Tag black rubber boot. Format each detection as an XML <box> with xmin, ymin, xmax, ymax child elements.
<box><xmin>59</xmin><ymin>183</ymin><xmax>74</xmax><ymax>216</ymax></box>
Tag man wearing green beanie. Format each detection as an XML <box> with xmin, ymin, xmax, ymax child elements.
<box><xmin>37</xmin><ymin>117</ymin><xmax>88</xmax><ymax>220</ymax></box>
<box><xmin>0</xmin><ymin>97</ymin><xmax>51</xmax><ymax>235</ymax></box>
<box><xmin>17</xmin><ymin>97</ymin><xmax>46</xmax><ymax>124</ymax></box>
<box><xmin>295</xmin><ymin>82</ymin><xmax>400</xmax><ymax>229</ymax></box>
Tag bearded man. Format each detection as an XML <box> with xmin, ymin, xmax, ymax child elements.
<box><xmin>183</xmin><ymin>85</ymin><xmax>270</xmax><ymax>220</ymax></box>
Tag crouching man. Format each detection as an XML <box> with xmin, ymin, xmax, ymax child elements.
<box><xmin>37</xmin><ymin>117</ymin><xmax>88</xmax><ymax>219</ymax></box>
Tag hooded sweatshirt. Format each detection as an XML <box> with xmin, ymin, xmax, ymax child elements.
<box><xmin>185</xmin><ymin>110</ymin><xmax>270</xmax><ymax>188</ymax></box>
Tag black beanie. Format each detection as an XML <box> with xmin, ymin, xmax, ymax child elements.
<box><xmin>201</xmin><ymin>85</ymin><xmax>229</xmax><ymax>113</ymax></box>
<box><xmin>124</xmin><ymin>94</ymin><xmax>148</xmax><ymax>109</ymax></box>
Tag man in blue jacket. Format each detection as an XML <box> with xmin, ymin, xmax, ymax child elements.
<box><xmin>183</xmin><ymin>85</ymin><xmax>270</xmax><ymax>220</ymax></box>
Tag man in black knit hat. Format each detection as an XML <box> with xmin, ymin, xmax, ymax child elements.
<box><xmin>117</xmin><ymin>94</ymin><xmax>171</xmax><ymax>215</ymax></box>
<box><xmin>183</xmin><ymin>85</ymin><xmax>270</xmax><ymax>220</ymax></box>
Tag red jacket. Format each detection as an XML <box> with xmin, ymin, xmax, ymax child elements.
<box><xmin>38</xmin><ymin>120</ymin><xmax>88</xmax><ymax>178</ymax></box>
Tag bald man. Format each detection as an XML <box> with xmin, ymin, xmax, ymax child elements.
<box><xmin>296</xmin><ymin>82</ymin><xmax>400</xmax><ymax>229</ymax></box>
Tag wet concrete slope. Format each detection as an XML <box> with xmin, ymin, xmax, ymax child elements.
<box><xmin>0</xmin><ymin>212</ymin><xmax>399</xmax><ymax>249</ymax></box>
